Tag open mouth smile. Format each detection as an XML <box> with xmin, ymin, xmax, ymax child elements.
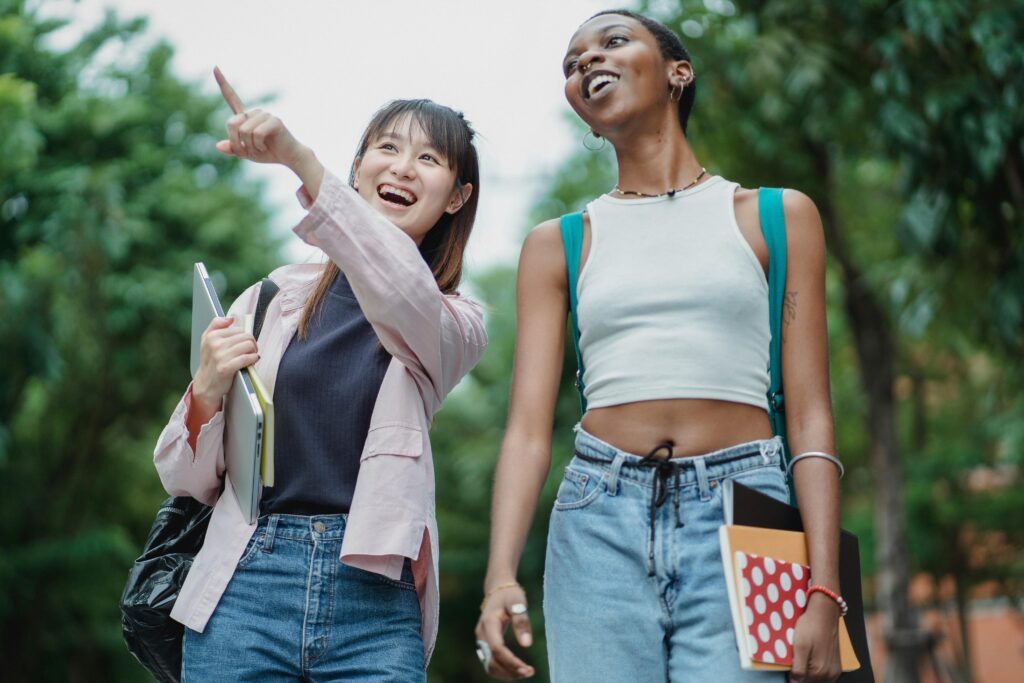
<box><xmin>583</xmin><ymin>70</ymin><xmax>620</xmax><ymax>100</ymax></box>
<box><xmin>376</xmin><ymin>183</ymin><xmax>418</xmax><ymax>208</ymax></box>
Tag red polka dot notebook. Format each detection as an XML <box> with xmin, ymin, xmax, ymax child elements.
<box><xmin>737</xmin><ymin>552</ymin><xmax>808</xmax><ymax>666</ymax></box>
<box><xmin>719</xmin><ymin>525</ymin><xmax>860</xmax><ymax>672</ymax></box>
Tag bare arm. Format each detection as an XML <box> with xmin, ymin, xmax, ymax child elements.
<box><xmin>475</xmin><ymin>220</ymin><xmax>569</xmax><ymax>680</ymax></box>
<box><xmin>779</xmin><ymin>190</ymin><xmax>843</xmax><ymax>682</ymax></box>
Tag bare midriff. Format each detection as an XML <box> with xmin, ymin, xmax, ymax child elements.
<box><xmin>580</xmin><ymin>398</ymin><xmax>774</xmax><ymax>458</ymax></box>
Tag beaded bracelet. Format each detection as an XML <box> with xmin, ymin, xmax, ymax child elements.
<box><xmin>786</xmin><ymin>451</ymin><xmax>845</xmax><ymax>479</ymax></box>
<box><xmin>480</xmin><ymin>581</ymin><xmax>522</xmax><ymax>611</ymax></box>
<box><xmin>807</xmin><ymin>585</ymin><xmax>849</xmax><ymax>617</ymax></box>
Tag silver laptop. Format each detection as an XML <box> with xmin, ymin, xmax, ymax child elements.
<box><xmin>191</xmin><ymin>262</ymin><xmax>263</xmax><ymax>524</ymax></box>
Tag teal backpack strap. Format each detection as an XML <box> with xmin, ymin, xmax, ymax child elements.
<box><xmin>559</xmin><ymin>212</ymin><xmax>587</xmax><ymax>414</ymax></box>
<box><xmin>758</xmin><ymin>187</ymin><xmax>795</xmax><ymax>504</ymax></box>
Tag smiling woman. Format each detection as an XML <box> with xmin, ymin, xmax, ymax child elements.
<box><xmin>151</xmin><ymin>70</ymin><xmax>487</xmax><ymax>682</ymax></box>
<box><xmin>477</xmin><ymin>8</ymin><xmax>845</xmax><ymax>683</ymax></box>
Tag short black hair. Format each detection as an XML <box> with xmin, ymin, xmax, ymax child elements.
<box><xmin>589</xmin><ymin>9</ymin><xmax>696</xmax><ymax>133</ymax></box>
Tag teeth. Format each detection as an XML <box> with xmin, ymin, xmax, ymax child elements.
<box><xmin>588</xmin><ymin>74</ymin><xmax>619</xmax><ymax>97</ymax></box>
<box><xmin>379</xmin><ymin>184</ymin><xmax>416</xmax><ymax>204</ymax></box>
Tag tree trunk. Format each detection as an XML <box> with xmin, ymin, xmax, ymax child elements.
<box><xmin>811</xmin><ymin>142</ymin><xmax>922</xmax><ymax>683</ymax></box>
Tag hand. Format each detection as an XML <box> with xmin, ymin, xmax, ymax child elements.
<box><xmin>192</xmin><ymin>316</ymin><xmax>259</xmax><ymax>410</ymax></box>
<box><xmin>473</xmin><ymin>583</ymin><xmax>536</xmax><ymax>679</ymax></box>
<box><xmin>788</xmin><ymin>593</ymin><xmax>842</xmax><ymax>682</ymax></box>
<box><xmin>213</xmin><ymin>67</ymin><xmax>310</xmax><ymax>171</ymax></box>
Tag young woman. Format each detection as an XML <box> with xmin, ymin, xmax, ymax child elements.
<box><xmin>475</xmin><ymin>10</ymin><xmax>843</xmax><ymax>683</ymax></box>
<box><xmin>153</xmin><ymin>70</ymin><xmax>486</xmax><ymax>682</ymax></box>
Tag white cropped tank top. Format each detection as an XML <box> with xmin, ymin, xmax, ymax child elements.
<box><xmin>577</xmin><ymin>175</ymin><xmax>770</xmax><ymax>410</ymax></box>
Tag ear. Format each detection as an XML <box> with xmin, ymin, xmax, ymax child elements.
<box><xmin>352</xmin><ymin>158</ymin><xmax>362</xmax><ymax>190</ymax></box>
<box><xmin>668</xmin><ymin>59</ymin><xmax>694</xmax><ymax>90</ymax></box>
<box><xmin>445</xmin><ymin>181</ymin><xmax>473</xmax><ymax>215</ymax></box>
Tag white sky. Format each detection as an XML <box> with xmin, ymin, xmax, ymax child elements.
<box><xmin>48</xmin><ymin>0</ymin><xmax>614</xmax><ymax>274</ymax></box>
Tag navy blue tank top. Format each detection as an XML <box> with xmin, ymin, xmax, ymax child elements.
<box><xmin>260</xmin><ymin>272</ymin><xmax>391</xmax><ymax>515</ymax></box>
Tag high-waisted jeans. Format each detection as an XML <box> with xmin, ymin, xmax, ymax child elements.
<box><xmin>543</xmin><ymin>425</ymin><xmax>789</xmax><ymax>682</ymax></box>
<box><xmin>182</xmin><ymin>513</ymin><xmax>424</xmax><ymax>682</ymax></box>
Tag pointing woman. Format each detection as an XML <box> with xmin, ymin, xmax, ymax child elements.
<box><xmin>154</xmin><ymin>70</ymin><xmax>486</xmax><ymax>681</ymax></box>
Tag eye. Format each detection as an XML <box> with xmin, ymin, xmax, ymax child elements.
<box><xmin>379</xmin><ymin>142</ymin><xmax>398</xmax><ymax>152</ymax></box>
<box><xmin>420</xmin><ymin>153</ymin><xmax>440</xmax><ymax>164</ymax></box>
<box><xmin>606</xmin><ymin>35</ymin><xmax>627</xmax><ymax>47</ymax></box>
<box><xmin>564</xmin><ymin>59</ymin><xmax>578</xmax><ymax>77</ymax></box>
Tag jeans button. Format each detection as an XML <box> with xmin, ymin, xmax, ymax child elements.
<box><xmin>313</xmin><ymin>521</ymin><xmax>326</xmax><ymax>533</ymax></box>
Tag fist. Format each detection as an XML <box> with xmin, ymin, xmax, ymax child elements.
<box><xmin>192</xmin><ymin>316</ymin><xmax>258</xmax><ymax>410</ymax></box>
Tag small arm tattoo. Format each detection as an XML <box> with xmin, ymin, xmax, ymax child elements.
<box><xmin>782</xmin><ymin>291</ymin><xmax>798</xmax><ymax>343</ymax></box>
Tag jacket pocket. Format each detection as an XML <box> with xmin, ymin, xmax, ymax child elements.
<box><xmin>362</xmin><ymin>422</ymin><xmax>423</xmax><ymax>460</ymax></box>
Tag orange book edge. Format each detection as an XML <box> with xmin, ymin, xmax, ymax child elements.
<box><xmin>719</xmin><ymin>524</ymin><xmax>860</xmax><ymax>672</ymax></box>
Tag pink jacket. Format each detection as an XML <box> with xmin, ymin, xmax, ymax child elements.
<box><xmin>153</xmin><ymin>170</ymin><xmax>487</xmax><ymax>662</ymax></box>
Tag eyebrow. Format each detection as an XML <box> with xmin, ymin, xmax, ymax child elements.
<box><xmin>375</xmin><ymin>130</ymin><xmax>444</xmax><ymax>156</ymax></box>
<box><xmin>564</xmin><ymin>23</ymin><xmax>634</xmax><ymax>63</ymax></box>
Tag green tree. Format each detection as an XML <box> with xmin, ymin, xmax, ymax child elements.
<box><xmin>0</xmin><ymin>1</ymin><xmax>281</xmax><ymax>679</ymax></box>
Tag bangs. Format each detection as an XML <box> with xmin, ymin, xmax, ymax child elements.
<box><xmin>358</xmin><ymin>99</ymin><xmax>473</xmax><ymax>175</ymax></box>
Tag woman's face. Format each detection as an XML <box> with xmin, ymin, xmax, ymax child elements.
<box><xmin>354</xmin><ymin>115</ymin><xmax>471</xmax><ymax>245</ymax></box>
<box><xmin>562</xmin><ymin>15</ymin><xmax>672</xmax><ymax>136</ymax></box>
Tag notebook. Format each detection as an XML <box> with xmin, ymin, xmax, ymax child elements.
<box><xmin>722</xmin><ymin>480</ymin><xmax>875</xmax><ymax>681</ymax></box>
<box><xmin>190</xmin><ymin>262</ymin><xmax>264</xmax><ymax>523</ymax></box>
<box><xmin>720</xmin><ymin>524</ymin><xmax>860</xmax><ymax>671</ymax></box>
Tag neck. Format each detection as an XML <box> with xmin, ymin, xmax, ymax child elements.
<box><xmin>606</xmin><ymin>110</ymin><xmax>703</xmax><ymax>194</ymax></box>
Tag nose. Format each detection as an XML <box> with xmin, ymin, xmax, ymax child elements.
<box><xmin>389</xmin><ymin>152</ymin><xmax>416</xmax><ymax>180</ymax></box>
<box><xmin>578</xmin><ymin>51</ymin><xmax>602</xmax><ymax>75</ymax></box>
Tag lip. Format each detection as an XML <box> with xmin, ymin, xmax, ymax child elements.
<box><xmin>582</xmin><ymin>69</ymin><xmax>620</xmax><ymax>100</ymax></box>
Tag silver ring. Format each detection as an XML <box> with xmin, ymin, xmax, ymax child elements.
<box><xmin>508</xmin><ymin>603</ymin><xmax>528</xmax><ymax>616</ymax></box>
<box><xmin>475</xmin><ymin>639</ymin><xmax>492</xmax><ymax>670</ymax></box>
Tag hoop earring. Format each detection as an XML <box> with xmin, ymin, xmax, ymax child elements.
<box><xmin>583</xmin><ymin>129</ymin><xmax>606</xmax><ymax>152</ymax></box>
<box><xmin>669</xmin><ymin>84</ymin><xmax>682</xmax><ymax>103</ymax></box>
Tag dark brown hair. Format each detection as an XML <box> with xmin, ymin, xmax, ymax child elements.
<box><xmin>298</xmin><ymin>99</ymin><xmax>480</xmax><ymax>338</ymax></box>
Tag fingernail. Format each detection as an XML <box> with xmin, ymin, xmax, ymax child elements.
<box><xmin>521</xmin><ymin>633</ymin><xmax>532</xmax><ymax>647</ymax></box>
<box><xmin>517</xmin><ymin>667</ymin><xmax>531</xmax><ymax>677</ymax></box>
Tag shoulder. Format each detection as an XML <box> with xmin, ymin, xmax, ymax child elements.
<box><xmin>520</xmin><ymin>217</ymin><xmax>570</xmax><ymax>285</ymax></box>
<box><xmin>780</xmin><ymin>189</ymin><xmax>825</xmax><ymax>254</ymax></box>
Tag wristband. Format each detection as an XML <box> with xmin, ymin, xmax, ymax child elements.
<box><xmin>807</xmin><ymin>585</ymin><xmax>848</xmax><ymax>617</ymax></box>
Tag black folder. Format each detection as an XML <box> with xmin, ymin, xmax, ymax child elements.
<box><xmin>725</xmin><ymin>480</ymin><xmax>875</xmax><ymax>682</ymax></box>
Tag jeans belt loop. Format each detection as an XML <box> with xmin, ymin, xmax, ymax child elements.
<box><xmin>694</xmin><ymin>456</ymin><xmax>712</xmax><ymax>502</ymax></box>
<box><xmin>605</xmin><ymin>452</ymin><xmax>626</xmax><ymax>496</ymax></box>
<box><xmin>263</xmin><ymin>515</ymin><xmax>279</xmax><ymax>552</ymax></box>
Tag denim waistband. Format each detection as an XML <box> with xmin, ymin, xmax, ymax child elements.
<box><xmin>571</xmin><ymin>425</ymin><xmax>783</xmax><ymax>576</ymax></box>
<box><xmin>572</xmin><ymin>424</ymin><xmax>782</xmax><ymax>487</ymax></box>
<box><xmin>255</xmin><ymin>512</ymin><xmax>348</xmax><ymax>543</ymax></box>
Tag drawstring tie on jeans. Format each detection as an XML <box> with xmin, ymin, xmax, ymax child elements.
<box><xmin>641</xmin><ymin>443</ymin><xmax>684</xmax><ymax>570</ymax></box>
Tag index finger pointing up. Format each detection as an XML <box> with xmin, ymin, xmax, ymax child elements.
<box><xmin>213</xmin><ymin>66</ymin><xmax>246</xmax><ymax>114</ymax></box>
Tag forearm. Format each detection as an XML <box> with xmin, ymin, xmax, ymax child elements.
<box><xmin>789</xmin><ymin>414</ymin><xmax>841</xmax><ymax>591</ymax></box>
<box><xmin>288</xmin><ymin>145</ymin><xmax>326</xmax><ymax>201</ymax></box>
<box><xmin>484</xmin><ymin>434</ymin><xmax>552</xmax><ymax>588</ymax></box>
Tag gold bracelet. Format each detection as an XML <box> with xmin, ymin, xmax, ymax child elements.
<box><xmin>480</xmin><ymin>581</ymin><xmax>521</xmax><ymax>611</ymax></box>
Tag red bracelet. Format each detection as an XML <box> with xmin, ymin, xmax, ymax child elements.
<box><xmin>807</xmin><ymin>585</ymin><xmax>848</xmax><ymax>617</ymax></box>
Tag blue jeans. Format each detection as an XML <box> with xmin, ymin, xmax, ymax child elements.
<box><xmin>182</xmin><ymin>513</ymin><xmax>424</xmax><ymax>682</ymax></box>
<box><xmin>543</xmin><ymin>426</ymin><xmax>789</xmax><ymax>682</ymax></box>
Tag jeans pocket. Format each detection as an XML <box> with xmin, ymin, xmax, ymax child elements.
<box><xmin>553</xmin><ymin>466</ymin><xmax>604</xmax><ymax>511</ymax></box>
<box><xmin>372</xmin><ymin>558</ymin><xmax>417</xmax><ymax>591</ymax></box>
<box><xmin>236</xmin><ymin>531</ymin><xmax>264</xmax><ymax>569</ymax></box>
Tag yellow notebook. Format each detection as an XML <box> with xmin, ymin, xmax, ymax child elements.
<box><xmin>719</xmin><ymin>524</ymin><xmax>860</xmax><ymax>672</ymax></box>
<box><xmin>243</xmin><ymin>313</ymin><xmax>274</xmax><ymax>487</ymax></box>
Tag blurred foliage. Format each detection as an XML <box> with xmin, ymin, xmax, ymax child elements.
<box><xmin>2</xmin><ymin>0</ymin><xmax>1022</xmax><ymax>681</ymax></box>
<box><xmin>0</xmin><ymin>0</ymin><xmax>280</xmax><ymax>679</ymax></box>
